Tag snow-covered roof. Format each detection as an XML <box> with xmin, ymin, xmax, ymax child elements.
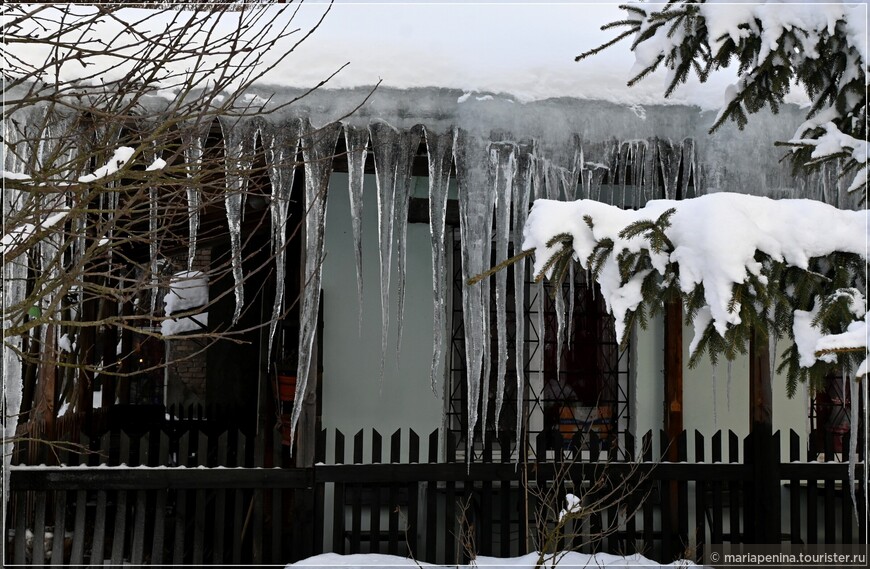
<box><xmin>7</xmin><ymin>1</ymin><xmax>815</xmax><ymax>110</ymax></box>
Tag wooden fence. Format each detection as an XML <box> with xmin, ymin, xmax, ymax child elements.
<box><xmin>6</xmin><ymin>420</ymin><xmax>867</xmax><ymax>566</ymax></box>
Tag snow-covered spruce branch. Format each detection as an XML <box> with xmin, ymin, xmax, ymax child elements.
<box><xmin>577</xmin><ymin>1</ymin><xmax>868</xmax><ymax>197</ymax></box>
<box><xmin>472</xmin><ymin>194</ymin><xmax>867</xmax><ymax>394</ymax></box>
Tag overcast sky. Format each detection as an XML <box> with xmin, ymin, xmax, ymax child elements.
<box><xmin>13</xmin><ymin>1</ymin><xmax>819</xmax><ymax>110</ymax></box>
<box><xmin>271</xmin><ymin>1</ymin><xmax>772</xmax><ymax>109</ymax></box>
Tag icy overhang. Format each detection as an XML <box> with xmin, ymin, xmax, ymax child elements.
<box><xmin>136</xmin><ymin>84</ymin><xmax>852</xmax><ymax>205</ymax></box>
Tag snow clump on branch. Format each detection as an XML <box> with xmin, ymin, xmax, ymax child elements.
<box><xmin>522</xmin><ymin>193</ymin><xmax>868</xmax><ymax>369</ymax></box>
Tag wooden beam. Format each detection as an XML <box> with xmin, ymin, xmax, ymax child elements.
<box><xmin>663</xmin><ymin>298</ymin><xmax>684</xmax><ymax>561</ymax></box>
<box><xmin>749</xmin><ymin>328</ymin><xmax>772</xmax><ymax>430</ymax></box>
<box><xmin>664</xmin><ymin>299</ymin><xmax>684</xmax><ymax>456</ymax></box>
<box><xmin>748</xmin><ymin>328</ymin><xmax>778</xmax><ymax>543</ymax></box>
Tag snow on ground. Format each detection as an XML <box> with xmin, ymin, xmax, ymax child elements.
<box><xmin>290</xmin><ymin>552</ymin><xmax>698</xmax><ymax>568</ymax></box>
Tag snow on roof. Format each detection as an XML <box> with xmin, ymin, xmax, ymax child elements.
<box><xmin>7</xmin><ymin>1</ymin><xmax>818</xmax><ymax>110</ymax></box>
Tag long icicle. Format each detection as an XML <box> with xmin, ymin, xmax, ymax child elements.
<box><xmin>425</xmin><ymin>126</ymin><xmax>454</xmax><ymax>394</ymax></box>
<box><xmin>454</xmin><ymin>128</ymin><xmax>495</xmax><ymax>459</ymax></box>
<box><xmin>219</xmin><ymin>116</ymin><xmax>257</xmax><ymax>325</ymax></box>
<box><xmin>394</xmin><ymin>126</ymin><xmax>424</xmax><ymax>362</ymax></box>
<box><xmin>368</xmin><ymin>121</ymin><xmax>401</xmax><ymax>379</ymax></box>
<box><xmin>263</xmin><ymin>119</ymin><xmax>300</xmax><ymax>364</ymax></box>
<box><xmin>490</xmin><ymin>141</ymin><xmax>516</xmax><ymax>429</ymax></box>
<box><xmin>532</xmin><ymin>154</ymin><xmax>548</xmax><ymax>427</ymax></box>
<box><xmin>181</xmin><ymin>119</ymin><xmax>210</xmax><ymax>272</ymax></box>
<box><xmin>847</xmin><ymin>370</ymin><xmax>859</xmax><ymax>526</ymax></box>
<box><xmin>512</xmin><ymin>143</ymin><xmax>534</xmax><ymax>460</ymax></box>
<box><xmin>289</xmin><ymin>119</ymin><xmax>341</xmax><ymax>448</ymax></box>
<box><xmin>343</xmin><ymin>124</ymin><xmax>369</xmax><ymax>334</ymax></box>
<box><xmin>147</xmin><ymin>139</ymin><xmax>160</xmax><ymax>316</ymax></box>
<box><xmin>680</xmin><ymin>138</ymin><xmax>696</xmax><ymax>199</ymax></box>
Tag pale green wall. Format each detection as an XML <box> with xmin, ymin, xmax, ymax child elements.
<box><xmin>632</xmin><ymin>317</ymin><xmax>809</xmax><ymax>458</ymax></box>
<box><xmin>321</xmin><ymin>171</ymin><xmax>811</xmax><ymax>458</ymax></box>
<box><xmin>320</xmin><ymin>172</ymin><xmax>444</xmax><ymax>450</ymax></box>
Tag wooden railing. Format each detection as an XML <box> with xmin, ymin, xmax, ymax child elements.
<box><xmin>6</xmin><ymin>424</ymin><xmax>866</xmax><ymax>566</ymax></box>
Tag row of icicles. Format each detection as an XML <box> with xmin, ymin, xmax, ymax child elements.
<box><xmin>203</xmin><ymin>116</ymin><xmax>696</xmax><ymax>455</ymax></box>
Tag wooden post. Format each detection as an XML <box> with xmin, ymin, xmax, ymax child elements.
<box><xmin>748</xmin><ymin>329</ymin><xmax>779</xmax><ymax>543</ymax></box>
<box><xmin>749</xmin><ymin>329</ymin><xmax>772</xmax><ymax>431</ymax></box>
<box><xmin>77</xmin><ymin>291</ymin><xmax>97</xmax><ymax>419</ymax></box>
<box><xmin>31</xmin><ymin>324</ymin><xmax>58</xmax><ymax>464</ymax></box>
<box><xmin>663</xmin><ymin>299</ymin><xmax>683</xmax><ymax>559</ymax></box>
<box><xmin>664</xmin><ymin>299</ymin><xmax>683</xmax><ymax>456</ymax></box>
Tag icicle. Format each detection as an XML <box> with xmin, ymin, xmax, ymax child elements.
<box><xmin>368</xmin><ymin>121</ymin><xmax>402</xmax><ymax>377</ymax></box>
<box><xmin>568</xmin><ymin>135</ymin><xmax>583</xmax><ymax>201</ymax></box>
<box><xmin>149</xmin><ymin>184</ymin><xmax>159</xmax><ymax>315</ymax></box>
<box><xmin>567</xmin><ymin>265</ymin><xmax>575</xmax><ymax>350</ymax></box>
<box><xmin>557</xmin><ymin>165</ymin><xmax>578</xmax><ymax>203</ymax></box>
<box><xmin>581</xmin><ymin>142</ymin><xmax>609</xmax><ymax>203</ymax></box>
<box><xmin>555</xmin><ymin>281</ymin><xmax>566</xmax><ymax>383</ymax></box>
<box><xmin>425</xmin><ymin>127</ymin><xmax>454</xmax><ymax>394</ymax></box>
<box><xmin>343</xmin><ymin>124</ymin><xmax>369</xmax><ymax>334</ymax></box>
<box><xmin>181</xmin><ymin>120</ymin><xmax>210</xmax><ymax>271</ymax></box>
<box><xmin>726</xmin><ymin>358</ymin><xmax>733</xmax><ymax>411</ymax></box>
<box><xmin>632</xmin><ymin>141</ymin><xmax>647</xmax><ymax>208</ymax></box>
<box><xmin>289</xmin><ymin>119</ymin><xmax>341</xmax><ymax>448</ymax></box>
<box><xmin>2</xmin><ymin>258</ymin><xmax>26</xmax><ymax>495</ymax></box>
<box><xmin>575</xmin><ymin>145</ymin><xmax>588</xmax><ymax>200</ymax></box>
<box><xmin>536</xmin><ymin>279</ymin><xmax>546</xmax><ymax>394</ymax></box>
<box><xmin>219</xmin><ymin>117</ymin><xmax>257</xmax><ymax>325</ymax></box>
<box><xmin>490</xmin><ymin>141</ymin><xmax>516</xmax><ymax>428</ymax></box>
<box><xmin>844</xmin><ymin>369</ymin><xmax>861</xmax><ymax>526</ymax></box>
<box><xmin>512</xmin><ymin>143</ymin><xmax>534</xmax><ymax>458</ymax></box>
<box><xmin>394</xmin><ymin>126</ymin><xmax>424</xmax><ymax>361</ymax></box>
<box><xmin>769</xmin><ymin>333</ymin><xmax>778</xmax><ymax>394</ymax></box>
<box><xmin>454</xmin><ymin>128</ymin><xmax>495</xmax><ymax>457</ymax></box>
<box><xmin>643</xmin><ymin>138</ymin><xmax>658</xmax><ymax>205</ymax></box>
<box><xmin>618</xmin><ymin>142</ymin><xmax>631</xmax><ymax>208</ymax></box>
<box><xmin>546</xmin><ymin>160</ymin><xmax>562</xmax><ymax>200</ymax></box>
<box><xmin>262</xmin><ymin>119</ymin><xmax>300</xmax><ymax>364</ymax></box>
<box><xmin>679</xmin><ymin>138</ymin><xmax>696</xmax><ymax>200</ymax></box>
<box><xmin>142</xmin><ymin>140</ymin><xmax>161</xmax><ymax>315</ymax></box>
<box><xmin>565</xmin><ymin>141</ymin><xmax>580</xmax><ymax>341</ymax></box>
<box><xmin>657</xmin><ymin>139</ymin><xmax>681</xmax><ymax>201</ymax></box>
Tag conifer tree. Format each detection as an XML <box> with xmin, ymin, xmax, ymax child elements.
<box><xmin>577</xmin><ymin>0</ymin><xmax>867</xmax><ymax>194</ymax></box>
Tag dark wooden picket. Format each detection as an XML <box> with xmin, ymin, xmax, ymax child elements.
<box><xmin>6</xmin><ymin>420</ymin><xmax>866</xmax><ymax>566</ymax></box>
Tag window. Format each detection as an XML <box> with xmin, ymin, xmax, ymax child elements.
<box><xmin>442</xmin><ymin>137</ymin><xmax>697</xmax><ymax>461</ymax></box>
<box><xmin>445</xmin><ymin>230</ymin><xmax>631</xmax><ymax>461</ymax></box>
<box><xmin>809</xmin><ymin>373</ymin><xmax>858</xmax><ymax>460</ymax></box>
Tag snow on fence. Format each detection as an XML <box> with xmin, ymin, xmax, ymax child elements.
<box><xmin>6</xmin><ymin>422</ymin><xmax>866</xmax><ymax>566</ymax></box>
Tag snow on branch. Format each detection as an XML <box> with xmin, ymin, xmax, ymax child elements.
<box><xmin>790</xmin><ymin>121</ymin><xmax>868</xmax><ymax>193</ymax></box>
<box><xmin>521</xmin><ymin>193</ymin><xmax>867</xmax><ymax>388</ymax></box>
<box><xmin>0</xmin><ymin>210</ymin><xmax>69</xmax><ymax>255</ymax></box>
<box><xmin>78</xmin><ymin>146</ymin><xmax>135</xmax><ymax>183</ymax></box>
<box><xmin>579</xmin><ymin>1</ymin><xmax>868</xmax><ymax>199</ymax></box>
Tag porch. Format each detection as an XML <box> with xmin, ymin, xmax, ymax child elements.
<box><xmin>5</xmin><ymin>406</ymin><xmax>866</xmax><ymax>566</ymax></box>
